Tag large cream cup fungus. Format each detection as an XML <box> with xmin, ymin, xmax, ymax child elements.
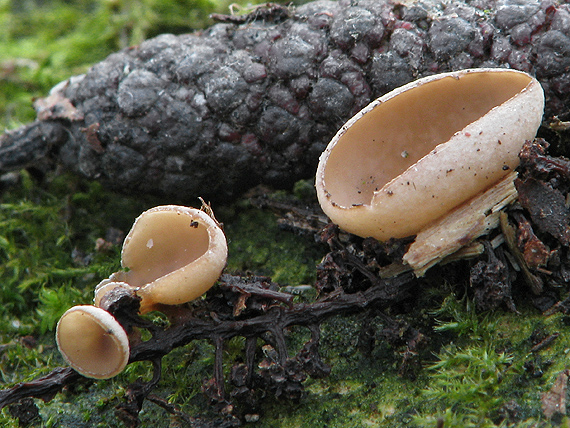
<box><xmin>56</xmin><ymin>305</ymin><xmax>129</xmax><ymax>379</ymax></box>
<box><xmin>113</xmin><ymin>205</ymin><xmax>228</xmax><ymax>313</ymax></box>
<box><xmin>315</xmin><ymin>68</ymin><xmax>544</xmax><ymax>241</ymax></box>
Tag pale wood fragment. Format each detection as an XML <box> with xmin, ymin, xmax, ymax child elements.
<box><xmin>403</xmin><ymin>171</ymin><xmax>518</xmax><ymax>276</ymax></box>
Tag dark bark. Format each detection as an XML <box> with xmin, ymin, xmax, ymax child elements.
<box><xmin>0</xmin><ymin>368</ymin><xmax>81</xmax><ymax>409</ymax></box>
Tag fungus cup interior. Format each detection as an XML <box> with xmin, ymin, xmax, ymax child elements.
<box><xmin>324</xmin><ymin>71</ymin><xmax>531</xmax><ymax>206</ymax></box>
<box><xmin>56</xmin><ymin>305</ymin><xmax>129</xmax><ymax>379</ymax></box>
<box><xmin>318</xmin><ymin>69</ymin><xmax>543</xmax><ymax>240</ymax></box>
<box><xmin>120</xmin><ymin>205</ymin><xmax>227</xmax><ymax>312</ymax></box>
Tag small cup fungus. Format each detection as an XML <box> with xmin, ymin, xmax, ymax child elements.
<box><xmin>113</xmin><ymin>204</ymin><xmax>228</xmax><ymax>313</ymax></box>
<box><xmin>57</xmin><ymin>204</ymin><xmax>228</xmax><ymax>378</ymax></box>
<box><xmin>56</xmin><ymin>305</ymin><xmax>129</xmax><ymax>379</ymax></box>
<box><xmin>316</xmin><ymin>68</ymin><xmax>544</xmax><ymax>264</ymax></box>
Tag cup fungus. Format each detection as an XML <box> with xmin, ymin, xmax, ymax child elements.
<box><xmin>57</xmin><ymin>204</ymin><xmax>228</xmax><ymax>378</ymax></box>
<box><xmin>56</xmin><ymin>305</ymin><xmax>130</xmax><ymax>379</ymax></box>
<box><xmin>112</xmin><ymin>204</ymin><xmax>228</xmax><ymax>313</ymax></box>
<box><xmin>315</xmin><ymin>68</ymin><xmax>544</xmax><ymax>273</ymax></box>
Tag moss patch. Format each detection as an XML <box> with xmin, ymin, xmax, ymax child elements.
<box><xmin>224</xmin><ymin>200</ymin><xmax>325</xmax><ymax>286</ymax></box>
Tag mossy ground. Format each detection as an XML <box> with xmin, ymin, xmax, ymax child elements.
<box><xmin>1</xmin><ymin>1</ymin><xmax>570</xmax><ymax>427</ymax></box>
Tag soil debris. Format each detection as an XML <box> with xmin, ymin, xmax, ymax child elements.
<box><xmin>542</xmin><ymin>369</ymin><xmax>569</xmax><ymax>420</ymax></box>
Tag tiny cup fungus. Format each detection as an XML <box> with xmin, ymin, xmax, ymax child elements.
<box><xmin>56</xmin><ymin>305</ymin><xmax>129</xmax><ymax>379</ymax></box>
<box><xmin>111</xmin><ymin>204</ymin><xmax>228</xmax><ymax>313</ymax></box>
<box><xmin>57</xmin><ymin>204</ymin><xmax>228</xmax><ymax>378</ymax></box>
<box><xmin>315</xmin><ymin>68</ymin><xmax>545</xmax><ymax>273</ymax></box>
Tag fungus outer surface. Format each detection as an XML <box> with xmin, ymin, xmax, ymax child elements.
<box><xmin>316</xmin><ymin>68</ymin><xmax>544</xmax><ymax>240</ymax></box>
<box><xmin>55</xmin><ymin>305</ymin><xmax>129</xmax><ymax>379</ymax></box>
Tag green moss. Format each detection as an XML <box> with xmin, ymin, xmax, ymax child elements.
<box><xmin>225</xmin><ymin>200</ymin><xmax>325</xmax><ymax>286</ymax></box>
<box><xmin>0</xmin><ymin>171</ymin><xmax>158</xmax><ymax>337</ymax></box>
<box><xmin>417</xmin><ymin>345</ymin><xmax>517</xmax><ymax>427</ymax></box>
<box><xmin>412</xmin><ymin>296</ymin><xmax>570</xmax><ymax>427</ymax></box>
<box><xmin>3</xmin><ymin>170</ymin><xmax>568</xmax><ymax>427</ymax></box>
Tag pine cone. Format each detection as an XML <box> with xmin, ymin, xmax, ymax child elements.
<box><xmin>1</xmin><ymin>0</ymin><xmax>569</xmax><ymax>202</ymax></box>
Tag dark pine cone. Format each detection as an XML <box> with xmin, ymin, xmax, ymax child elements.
<box><xmin>1</xmin><ymin>0</ymin><xmax>569</xmax><ymax>202</ymax></box>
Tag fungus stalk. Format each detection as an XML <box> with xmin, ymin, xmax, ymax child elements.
<box><xmin>402</xmin><ymin>171</ymin><xmax>519</xmax><ymax>275</ymax></box>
